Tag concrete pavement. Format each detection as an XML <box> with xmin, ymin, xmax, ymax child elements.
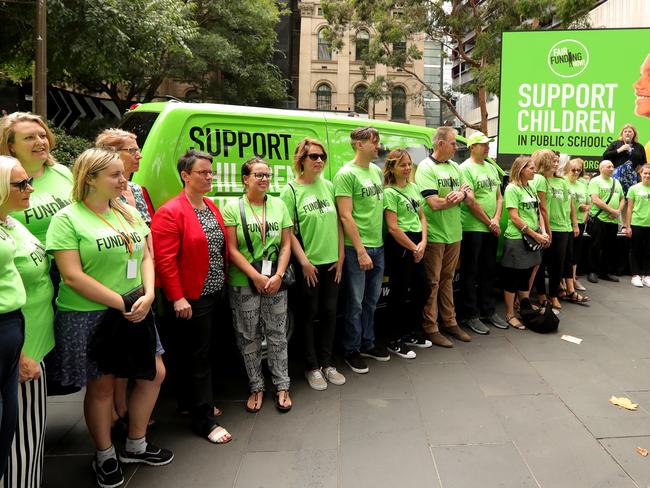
<box><xmin>43</xmin><ymin>277</ymin><xmax>650</xmax><ymax>488</ymax></box>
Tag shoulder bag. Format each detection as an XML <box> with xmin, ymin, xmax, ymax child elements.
<box><xmin>239</xmin><ymin>197</ymin><xmax>295</xmax><ymax>293</ymax></box>
<box><xmin>585</xmin><ymin>178</ymin><xmax>616</xmax><ymax>236</ymax></box>
<box><xmin>521</xmin><ymin>185</ymin><xmax>543</xmax><ymax>252</ymax></box>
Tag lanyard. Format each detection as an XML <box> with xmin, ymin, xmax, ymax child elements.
<box><xmin>83</xmin><ymin>200</ymin><xmax>133</xmax><ymax>255</ymax></box>
<box><xmin>246</xmin><ymin>196</ymin><xmax>267</xmax><ymax>252</ymax></box>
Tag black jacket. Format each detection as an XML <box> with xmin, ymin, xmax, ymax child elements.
<box><xmin>602</xmin><ymin>140</ymin><xmax>647</xmax><ymax>169</ymax></box>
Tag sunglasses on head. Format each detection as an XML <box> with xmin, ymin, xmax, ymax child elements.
<box><xmin>306</xmin><ymin>153</ymin><xmax>327</xmax><ymax>162</ymax></box>
<box><xmin>10</xmin><ymin>177</ymin><xmax>34</xmax><ymax>192</ymax></box>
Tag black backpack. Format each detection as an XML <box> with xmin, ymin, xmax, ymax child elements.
<box><xmin>519</xmin><ymin>298</ymin><xmax>559</xmax><ymax>333</ymax></box>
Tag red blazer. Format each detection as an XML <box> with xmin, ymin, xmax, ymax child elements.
<box><xmin>151</xmin><ymin>192</ymin><xmax>228</xmax><ymax>302</ymax></box>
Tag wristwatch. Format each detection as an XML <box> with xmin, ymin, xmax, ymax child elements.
<box><xmin>276</xmin><ymin>271</ymin><xmax>285</xmax><ymax>279</ymax></box>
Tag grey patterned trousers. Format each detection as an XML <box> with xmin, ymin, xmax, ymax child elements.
<box><xmin>228</xmin><ymin>286</ymin><xmax>290</xmax><ymax>392</ymax></box>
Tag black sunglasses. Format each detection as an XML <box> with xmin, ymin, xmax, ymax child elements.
<box><xmin>306</xmin><ymin>153</ymin><xmax>327</xmax><ymax>162</ymax></box>
<box><xmin>10</xmin><ymin>177</ymin><xmax>34</xmax><ymax>192</ymax></box>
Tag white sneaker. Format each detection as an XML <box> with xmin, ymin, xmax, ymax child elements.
<box><xmin>631</xmin><ymin>275</ymin><xmax>643</xmax><ymax>287</ymax></box>
<box><xmin>574</xmin><ymin>279</ymin><xmax>586</xmax><ymax>291</ymax></box>
<box><xmin>322</xmin><ymin>366</ymin><xmax>346</xmax><ymax>386</ymax></box>
<box><xmin>305</xmin><ymin>369</ymin><xmax>327</xmax><ymax>390</ymax></box>
<box><xmin>642</xmin><ymin>276</ymin><xmax>650</xmax><ymax>287</ymax></box>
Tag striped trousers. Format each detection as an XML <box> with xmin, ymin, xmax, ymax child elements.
<box><xmin>1</xmin><ymin>362</ymin><xmax>47</xmax><ymax>488</ymax></box>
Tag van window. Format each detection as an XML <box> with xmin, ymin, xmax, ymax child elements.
<box><xmin>119</xmin><ymin>111</ymin><xmax>160</xmax><ymax>149</ymax></box>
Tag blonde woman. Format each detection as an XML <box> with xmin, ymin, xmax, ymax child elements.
<box><xmin>0</xmin><ymin>112</ymin><xmax>73</xmax><ymax>244</ymax></box>
<box><xmin>565</xmin><ymin>158</ymin><xmax>591</xmax><ymax>293</ymax></box>
<box><xmin>46</xmin><ymin>149</ymin><xmax>172</xmax><ymax>488</ymax></box>
<box><xmin>501</xmin><ymin>156</ymin><xmax>549</xmax><ymax>329</ymax></box>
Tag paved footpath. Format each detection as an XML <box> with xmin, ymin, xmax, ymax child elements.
<box><xmin>44</xmin><ymin>278</ymin><xmax>650</xmax><ymax>488</ymax></box>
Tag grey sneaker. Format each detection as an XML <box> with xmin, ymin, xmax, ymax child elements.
<box><xmin>484</xmin><ymin>313</ymin><xmax>509</xmax><ymax>330</ymax></box>
<box><xmin>322</xmin><ymin>366</ymin><xmax>346</xmax><ymax>385</ymax></box>
<box><xmin>305</xmin><ymin>369</ymin><xmax>328</xmax><ymax>391</ymax></box>
<box><xmin>466</xmin><ymin>318</ymin><xmax>490</xmax><ymax>335</ymax></box>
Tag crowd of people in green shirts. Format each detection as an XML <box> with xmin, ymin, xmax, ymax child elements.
<box><xmin>2</xmin><ymin>112</ymin><xmax>650</xmax><ymax>488</ymax></box>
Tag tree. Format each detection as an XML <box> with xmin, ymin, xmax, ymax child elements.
<box><xmin>168</xmin><ymin>0</ymin><xmax>288</xmax><ymax>106</ymax></box>
<box><xmin>322</xmin><ymin>0</ymin><xmax>594</xmax><ymax>133</ymax></box>
<box><xmin>0</xmin><ymin>0</ymin><xmax>287</xmax><ymax>109</ymax></box>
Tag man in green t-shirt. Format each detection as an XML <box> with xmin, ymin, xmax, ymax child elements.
<box><xmin>587</xmin><ymin>160</ymin><xmax>625</xmax><ymax>283</ymax></box>
<box><xmin>416</xmin><ymin>127</ymin><xmax>473</xmax><ymax>348</ymax></box>
<box><xmin>334</xmin><ymin>127</ymin><xmax>389</xmax><ymax>374</ymax></box>
<box><xmin>459</xmin><ymin>132</ymin><xmax>508</xmax><ymax>335</ymax></box>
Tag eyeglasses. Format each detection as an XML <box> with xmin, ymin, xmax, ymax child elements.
<box><xmin>10</xmin><ymin>177</ymin><xmax>34</xmax><ymax>192</ymax></box>
<box><xmin>570</xmin><ymin>169</ymin><xmax>581</xmax><ymax>173</ymax></box>
<box><xmin>119</xmin><ymin>148</ymin><xmax>141</xmax><ymax>155</ymax></box>
<box><xmin>252</xmin><ymin>172</ymin><xmax>273</xmax><ymax>180</ymax></box>
<box><xmin>192</xmin><ymin>170</ymin><xmax>214</xmax><ymax>177</ymax></box>
<box><xmin>306</xmin><ymin>153</ymin><xmax>327</xmax><ymax>162</ymax></box>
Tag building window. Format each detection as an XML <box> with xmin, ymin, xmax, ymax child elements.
<box><xmin>318</xmin><ymin>28</ymin><xmax>332</xmax><ymax>60</ymax></box>
<box><xmin>185</xmin><ymin>89</ymin><xmax>201</xmax><ymax>102</ymax></box>
<box><xmin>354</xmin><ymin>85</ymin><xmax>368</xmax><ymax>114</ymax></box>
<box><xmin>391</xmin><ymin>87</ymin><xmax>406</xmax><ymax>120</ymax></box>
<box><xmin>393</xmin><ymin>40</ymin><xmax>406</xmax><ymax>57</ymax></box>
<box><xmin>355</xmin><ymin>30</ymin><xmax>370</xmax><ymax>61</ymax></box>
<box><xmin>316</xmin><ymin>84</ymin><xmax>332</xmax><ymax>110</ymax></box>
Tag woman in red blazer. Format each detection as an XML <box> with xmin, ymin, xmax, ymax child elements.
<box><xmin>151</xmin><ymin>150</ymin><xmax>232</xmax><ymax>444</ymax></box>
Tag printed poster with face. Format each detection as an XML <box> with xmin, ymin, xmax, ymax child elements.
<box><xmin>498</xmin><ymin>28</ymin><xmax>650</xmax><ymax>173</ymax></box>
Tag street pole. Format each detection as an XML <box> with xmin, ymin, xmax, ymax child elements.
<box><xmin>33</xmin><ymin>0</ymin><xmax>47</xmax><ymax>117</ymax></box>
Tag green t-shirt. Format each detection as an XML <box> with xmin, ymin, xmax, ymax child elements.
<box><xmin>10</xmin><ymin>163</ymin><xmax>73</xmax><ymax>244</ymax></box>
<box><xmin>545</xmin><ymin>176</ymin><xmax>572</xmax><ymax>232</ymax></box>
<box><xmin>530</xmin><ymin>173</ymin><xmax>548</xmax><ymax>194</ymax></box>
<box><xmin>588</xmin><ymin>176</ymin><xmax>624</xmax><ymax>223</ymax></box>
<box><xmin>333</xmin><ymin>161</ymin><xmax>384</xmax><ymax>248</ymax></box>
<box><xmin>566</xmin><ymin>178</ymin><xmax>590</xmax><ymax>223</ymax></box>
<box><xmin>222</xmin><ymin>195</ymin><xmax>293</xmax><ymax>287</ymax></box>
<box><xmin>504</xmin><ymin>183</ymin><xmax>540</xmax><ymax>239</ymax></box>
<box><xmin>627</xmin><ymin>183</ymin><xmax>650</xmax><ymax>227</ymax></box>
<box><xmin>280</xmin><ymin>178</ymin><xmax>339</xmax><ymax>265</ymax></box>
<box><xmin>6</xmin><ymin>218</ymin><xmax>54</xmax><ymax>362</ymax></box>
<box><xmin>415</xmin><ymin>157</ymin><xmax>464</xmax><ymax>244</ymax></box>
<box><xmin>459</xmin><ymin>158</ymin><xmax>501</xmax><ymax>232</ymax></box>
<box><xmin>383</xmin><ymin>183</ymin><xmax>423</xmax><ymax>233</ymax></box>
<box><xmin>46</xmin><ymin>202</ymin><xmax>150</xmax><ymax>312</ymax></box>
<box><xmin>0</xmin><ymin>224</ymin><xmax>26</xmax><ymax>314</ymax></box>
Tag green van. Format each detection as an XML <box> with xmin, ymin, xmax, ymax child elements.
<box><xmin>119</xmin><ymin>101</ymin><xmax>504</xmax><ymax>209</ymax></box>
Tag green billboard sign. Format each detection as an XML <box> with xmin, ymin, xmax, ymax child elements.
<box><xmin>498</xmin><ymin>28</ymin><xmax>650</xmax><ymax>172</ymax></box>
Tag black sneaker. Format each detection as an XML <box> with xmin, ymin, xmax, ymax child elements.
<box><xmin>118</xmin><ymin>442</ymin><xmax>174</xmax><ymax>466</ymax></box>
<box><xmin>360</xmin><ymin>345</ymin><xmax>391</xmax><ymax>362</ymax></box>
<box><xmin>345</xmin><ymin>352</ymin><xmax>369</xmax><ymax>374</ymax></box>
<box><xmin>92</xmin><ymin>457</ymin><xmax>124</xmax><ymax>488</ymax></box>
<box><xmin>402</xmin><ymin>333</ymin><xmax>433</xmax><ymax>348</ymax></box>
<box><xmin>387</xmin><ymin>340</ymin><xmax>416</xmax><ymax>359</ymax></box>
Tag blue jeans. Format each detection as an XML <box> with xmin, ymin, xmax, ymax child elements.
<box><xmin>342</xmin><ymin>246</ymin><xmax>385</xmax><ymax>353</ymax></box>
<box><xmin>0</xmin><ymin>310</ymin><xmax>25</xmax><ymax>478</ymax></box>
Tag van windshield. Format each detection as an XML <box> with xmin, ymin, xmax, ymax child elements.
<box><xmin>119</xmin><ymin>111</ymin><xmax>160</xmax><ymax>149</ymax></box>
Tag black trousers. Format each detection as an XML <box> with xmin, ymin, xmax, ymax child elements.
<box><xmin>297</xmin><ymin>263</ymin><xmax>339</xmax><ymax>371</ymax></box>
<box><xmin>570</xmin><ymin>223</ymin><xmax>585</xmax><ymax>267</ymax></box>
<box><xmin>589</xmin><ymin>219</ymin><xmax>618</xmax><ymax>275</ymax></box>
<box><xmin>460</xmin><ymin>231</ymin><xmax>498</xmax><ymax>319</ymax></box>
<box><xmin>534</xmin><ymin>231</ymin><xmax>570</xmax><ymax>298</ymax></box>
<box><xmin>171</xmin><ymin>293</ymin><xmax>222</xmax><ymax>424</ymax></box>
<box><xmin>630</xmin><ymin>225</ymin><xmax>650</xmax><ymax>276</ymax></box>
<box><xmin>385</xmin><ymin>232</ymin><xmax>429</xmax><ymax>341</ymax></box>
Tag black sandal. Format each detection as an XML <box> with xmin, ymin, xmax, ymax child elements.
<box><xmin>274</xmin><ymin>390</ymin><xmax>292</xmax><ymax>413</ymax></box>
<box><xmin>193</xmin><ymin>416</ymin><xmax>232</xmax><ymax>444</ymax></box>
<box><xmin>246</xmin><ymin>391</ymin><xmax>264</xmax><ymax>413</ymax></box>
<box><xmin>563</xmin><ymin>291</ymin><xmax>590</xmax><ymax>306</ymax></box>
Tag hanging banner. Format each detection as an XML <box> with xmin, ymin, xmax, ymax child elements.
<box><xmin>498</xmin><ymin>28</ymin><xmax>650</xmax><ymax>172</ymax></box>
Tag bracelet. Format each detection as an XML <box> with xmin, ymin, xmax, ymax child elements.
<box><xmin>521</xmin><ymin>225</ymin><xmax>529</xmax><ymax>234</ymax></box>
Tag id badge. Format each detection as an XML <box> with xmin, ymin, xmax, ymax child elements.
<box><xmin>261</xmin><ymin>259</ymin><xmax>273</xmax><ymax>276</ymax></box>
<box><xmin>127</xmin><ymin>259</ymin><xmax>138</xmax><ymax>279</ymax></box>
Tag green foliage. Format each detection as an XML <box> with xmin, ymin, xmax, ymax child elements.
<box><xmin>322</xmin><ymin>0</ymin><xmax>593</xmax><ymax>131</ymax></box>
<box><xmin>0</xmin><ymin>0</ymin><xmax>287</xmax><ymax>108</ymax></box>
<box><xmin>49</xmin><ymin>125</ymin><xmax>93</xmax><ymax>167</ymax></box>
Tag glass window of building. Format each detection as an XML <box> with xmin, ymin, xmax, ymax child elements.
<box><xmin>316</xmin><ymin>84</ymin><xmax>332</xmax><ymax>110</ymax></box>
<box><xmin>393</xmin><ymin>40</ymin><xmax>407</xmax><ymax>57</ymax></box>
<box><xmin>355</xmin><ymin>30</ymin><xmax>370</xmax><ymax>61</ymax></box>
<box><xmin>354</xmin><ymin>85</ymin><xmax>368</xmax><ymax>113</ymax></box>
<box><xmin>391</xmin><ymin>87</ymin><xmax>406</xmax><ymax>120</ymax></box>
<box><xmin>318</xmin><ymin>28</ymin><xmax>332</xmax><ymax>60</ymax></box>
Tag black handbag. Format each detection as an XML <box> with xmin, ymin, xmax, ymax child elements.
<box><xmin>521</xmin><ymin>186</ymin><xmax>543</xmax><ymax>252</ymax></box>
<box><xmin>239</xmin><ymin>197</ymin><xmax>295</xmax><ymax>293</ymax></box>
<box><xmin>519</xmin><ymin>298</ymin><xmax>559</xmax><ymax>333</ymax></box>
